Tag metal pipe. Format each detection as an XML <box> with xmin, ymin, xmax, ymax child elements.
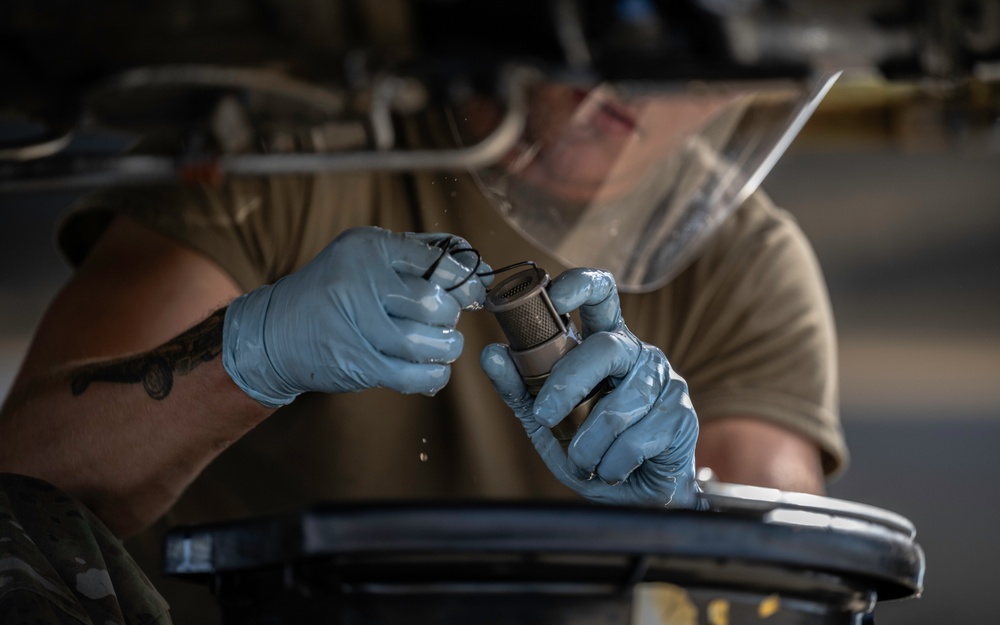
<box><xmin>0</xmin><ymin>66</ymin><xmax>537</xmax><ymax>193</ymax></box>
<box><xmin>0</xmin><ymin>129</ymin><xmax>75</xmax><ymax>161</ymax></box>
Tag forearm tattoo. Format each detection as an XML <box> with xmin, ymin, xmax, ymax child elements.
<box><xmin>71</xmin><ymin>308</ymin><xmax>227</xmax><ymax>400</ymax></box>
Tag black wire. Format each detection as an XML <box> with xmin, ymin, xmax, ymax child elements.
<box><xmin>445</xmin><ymin>247</ymin><xmax>484</xmax><ymax>292</ymax></box>
<box><xmin>423</xmin><ymin>235</ymin><xmax>536</xmax><ymax>293</ymax></box>
<box><xmin>422</xmin><ymin>236</ymin><xmax>482</xmax><ymax>292</ymax></box>
<box><xmin>477</xmin><ymin>260</ymin><xmax>537</xmax><ymax>278</ymax></box>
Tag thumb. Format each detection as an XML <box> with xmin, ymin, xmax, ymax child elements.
<box><xmin>480</xmin><ymin>343</ymin><xmax>583</xmax><ymax>488</ymax></box>
<box><xmin>480</xmin><ymin>344</ymin><xmax>534</xmax><ymax>421</ymax></box>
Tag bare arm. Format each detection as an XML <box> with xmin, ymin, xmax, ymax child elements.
<box><xmin>0</xmin><ymin>216</ymin><xmax>271</xmax><ymax>537</ymax></box>
<box><xmin>0</xmin><ymin>216</ymin><xmax>491</xmax><ymax>536</ymax></box>
<box><xmin>695</xmin><ymin>416</ymin><xmax>826</xmax><ymax>494</ymax></box>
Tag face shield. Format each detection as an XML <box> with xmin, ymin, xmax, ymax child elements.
<box><xmin>453</xmin><ymin>73</ymin><xmax>839</xmax><ymax>293</ymax></box>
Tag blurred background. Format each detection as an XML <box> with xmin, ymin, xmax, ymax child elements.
<box><xmin>767</xmin><ymin>104</ymin><xmax>1000</xmax><ymax>623</ymax></box>
<box><xmin>2</xmin><ymin>0</ymin><xmax>999</xmax><ymax>622</ymax></box>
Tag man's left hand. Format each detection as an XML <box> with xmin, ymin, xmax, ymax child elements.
<box><xmin>480</xmin><ymin>268</ymin><xmax>700</xmax><ymax>508</ymax></box>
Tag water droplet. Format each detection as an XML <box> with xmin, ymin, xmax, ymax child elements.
<box><xmin>421</xmin><ymin>438</ymin><xmax>427</xmax><ymax>444</ymax></box>
<box><xmin>419</xmin><ymin>452</ymin><xmax>429</xmax><ymax>462</ymax></box>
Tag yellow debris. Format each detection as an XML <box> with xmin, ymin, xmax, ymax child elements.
<box><xmin>707</xmin><ymin>598</ymin><xmax>730</xmax><ymax>625</ymax></box>
<box><xmin>758</xmin><ymin>594</ymin><xmax>781</xmax><ymax>619</ymax></box>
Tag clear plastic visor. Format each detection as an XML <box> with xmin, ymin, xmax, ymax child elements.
<box><xmin>454</xmin><ymin>74</ymin><xmax>838</xmax><ymax>292</ymax></box>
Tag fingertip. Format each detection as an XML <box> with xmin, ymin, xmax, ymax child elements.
<box><xmin>426</xmin><ymin>364</ymin><xmax>452</xmax><ymax>395</ymax></box>
<box><xmin>598</xmin><ymin>431</ymin><xmax>662</xmax><ymax>486</ymax></box>
<box><xmin>596</xmin><ymin>463</ymin><xmax>636</xmax><ymax>487</ymax></box>
<box><xmin>446</xmin><ymin>276</ymin><xmax>487</xmax><ymax>311</ymax></box>
<box><xmin>531</xmin><ymin>396</ymin><xmax>562</xmax><ymax>428</ymax></box>
<box><xmin>547</xmin><ymin>268</ymin><xmax>616</xmax><ymax>310</ymax></box>
<box><xmin>441</xmin><ymin>329</ymin><xmax>464</xmax><ymax>364</ymax></box>
<box><xmin>476</xmin><ymin>259</ymin><xmax>495</xmax><ymax>288</ymax></box>
<box><xmin>479</xmin><ymin>343</ymin><xmax>511</xmax><ymax>376</ymax></box>
<box><xmin>594</xmin><ymin>451</ymin><xmax>637</xmax><ymax>485</ymax></box>
<box><xmin>546</xmin><ymin>268</ymin><xmax>590</xmax><ymax>314</ymax></box>
<box><xmin>392</xmin><ymin>362</ymin><xmax>451</xmax><ymax>396</ymax></box>
<box><xmin>480</xmin><ymin>343</ymin><xmax>533</xmax><ymax>404</ymax></box>
<box><xmin>574</xmin><ymin>465</ymin><xmax>597</xmax><ymax>481</ymax></box>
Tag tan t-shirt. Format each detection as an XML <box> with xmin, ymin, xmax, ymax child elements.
<box><xmin>58</xmin><ymin>141</ymin><xmax>846</xmax><ymax>625</ymax></box>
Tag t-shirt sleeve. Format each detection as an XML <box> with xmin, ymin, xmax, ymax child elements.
<box><xmin>56</xmin><ymin>173</ymin><xmax>378</xmax><ymax>292</ymax></box>
<box><xmin>649</xmin><ymin>193</ymin><xmax>848</xmax><ymax>477</ymax></box>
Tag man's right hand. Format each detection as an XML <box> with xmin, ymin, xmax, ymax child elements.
<box><xmin>223</xmin><ymin>226</ymin><xmax>491</xmax><ymax>407</ymax></box>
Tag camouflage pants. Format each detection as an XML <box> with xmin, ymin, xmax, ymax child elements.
<box><xmin>0</xmin><ymin>473</ymin><xmax>171</xmax><ymax>625</ymax></box>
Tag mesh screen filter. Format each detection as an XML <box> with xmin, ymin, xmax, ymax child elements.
<box><xmin>486</xmin><ymin>267</ymin><xmax>564</xmax><ymax>351</ymax></box>
<box><xmin>494</xmin><ymin>296</ymin><xmax>562</xmax><ymax>350</ymax></box>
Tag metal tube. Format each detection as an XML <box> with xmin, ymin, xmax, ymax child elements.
<box><xmin>0</xmin><ymin>65</ymin><xmax>537</xmax><ymax>193</ymax></box>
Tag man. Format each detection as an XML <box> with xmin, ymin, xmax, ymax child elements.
<box><xmin>0</xmin><ymin>4</ymin><xmax>846</xmax><ymax>623</ymax></box>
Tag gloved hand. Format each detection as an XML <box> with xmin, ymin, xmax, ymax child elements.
<box><xmin>481</xmin><ymin>268</ymin><xmax>700</xmax><ymax>508</ymax></box>
<box><xmin>224</xmin><ymin>226</ymin><xmax>491</xmax><ymax>408</ymax></box>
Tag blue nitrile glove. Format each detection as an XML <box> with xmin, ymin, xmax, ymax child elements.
<box><xmin>224</xmin><ymin>226</ymin><xmax>491</xmax><ymax>408</ymax></box>
<box><xmin>480</xmin><ymin>268</ymin><xmax>700</xmax><ymax>508</ymax></box>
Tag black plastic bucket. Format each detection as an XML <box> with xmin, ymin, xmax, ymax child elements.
<box><xmin>163</xmin><ymin>483</ymin><xmax>924</xmax><ymax>625</ymax></box>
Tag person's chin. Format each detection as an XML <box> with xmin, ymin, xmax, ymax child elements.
<box><xmin>534</xmin><ymin>154</ymin><xmax>615</xmax><ymax>189</ymax></box>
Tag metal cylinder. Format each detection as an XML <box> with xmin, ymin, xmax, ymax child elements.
<box><xmin>485</xmin><ymin>266</ymin><xmax>606</xmax><ymax>450</ymax></box>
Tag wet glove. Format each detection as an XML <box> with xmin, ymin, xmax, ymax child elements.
<box><xmin>224</xmin><ymin>226</ymin><xmax>491</xmax><ymax>408</ymax></box>
<box><xmin>480</xmin><ymin>268</ymin><xmax>700</xmax><ymax>508</ymax></box>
